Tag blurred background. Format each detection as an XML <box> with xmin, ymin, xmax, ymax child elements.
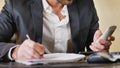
<box><xmin>94</xmin><ymin>0</ymin><xmax>120</xmax><ymax>52</ymax></box>
<box><xmin>0</xmin><ymin>0</ymin><xmax>120</xmax><ymax>52</ymax></box>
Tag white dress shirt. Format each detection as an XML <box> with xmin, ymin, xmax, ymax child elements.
<box><xmin>42</xmin><ymin>0</ymin><xmax>73</xmax><ymax>53</ymax></box>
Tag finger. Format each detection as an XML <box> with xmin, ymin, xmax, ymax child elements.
<box><xmin>89</xmin><ymin>45</ymin><xmax>99</xmax><ymax>52</ymax></box>
<box><xmin>24</xmin><ymin>45</ymin><xmax>42</xmax><ymax>59</ymax></box>
<box><xmin>18</xmin><ymin>52</ymin><xmax>41</xmax><ymax>61</ymax></box>
<box><xmin>28</xmin><ymin>42</ymin><xmax>45</xmax><ymax>55</ymax></box>
<box><xmin>93</xmin><ymin>30</ymin><xmax>102</xmax><ymax>42</ymax></box>
<box><xmin>104</xmin><ymin>46</ymin><xmax>110</xmax><ymax>51</ymax></box>
<box><xmin>108</xmin><ymin>36</ymin><xmax>115</xmax><ymax>41</ymax></box>
<box><xmin>25</xmin><ymin>40</ymin><xmax>45</xmax><ymax>55</ymax></box>
<box><xmin>100</xmin><ymin>40</ymin><xmax>112</xmax><ymax>46</ymax></box>
<box><xmin>26</xmin><ymin>41</ymin><xmax>45</xmax><ymax>56</ymax></box>
<box><xmin>91</xmin><ymin>42</ymin><xmax>105</xmax><ymax>51</ymax></box>
<box><xmin>20</xmin><ymin>42</ymin><xmax>41</xmax><ymax>59</ymax></box>
<box><xmin>22</xmin><ymin>39</ymin><xmax>45</xmax><ymax>58</ymax></box>
<box><xmin>35</xmin><ymin>43</ymin><xmax>45</xmax><ymax>55</ymax></box>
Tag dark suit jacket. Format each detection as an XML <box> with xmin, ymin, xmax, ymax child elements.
<box><xmin>0</xmin><ymin>0</ymin><xmax>99</xmax><ymax>61</ymax></box>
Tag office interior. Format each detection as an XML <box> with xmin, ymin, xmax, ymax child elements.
<box><xmin>0</xmin><ymin>0</ymin><xmax>120</xmax><ymax>52</ymax></box>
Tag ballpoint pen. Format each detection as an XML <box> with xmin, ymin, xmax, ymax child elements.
<box><xmin>26</xmin><ymin>34</ymin><xmax>45</xmax><ymax>58</ymax></box>
<box><xmin>26</xmin><ymin>34</ymin><xmax>30</xmax><ymax>39</ymax></box>
<box><xmin>26</xmin><ymin>34</ymin><xmax>51</xmax><ymax>54</ymax></box>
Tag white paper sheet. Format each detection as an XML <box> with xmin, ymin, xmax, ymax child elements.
<box><xmin>16</xmin><ymin>53</ymin><xmax>85</xmax><ymax>65</ymax></box>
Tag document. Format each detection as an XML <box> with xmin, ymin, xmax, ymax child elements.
<box><xmin>16</xmin><ymin>53</ymin><xmax>85</xmax><ymax>65</ymax></box>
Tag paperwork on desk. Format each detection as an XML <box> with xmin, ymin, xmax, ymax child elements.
<box><xmin>16</xmin><ymin>53</ymin><xmax>85</xmax><ymax>65</ymax></box>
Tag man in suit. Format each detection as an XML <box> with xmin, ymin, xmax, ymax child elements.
<box><xmin>0</xmin><ymin>0</ymin><xmax>114</xmax><ymax>61</ymax></box>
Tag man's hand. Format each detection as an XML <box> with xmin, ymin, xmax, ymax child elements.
<box><xmin>12</xmin><ymin>39</ymin><xmax>45</xmax><ymax>60</ymax></box>
<box><xmin>90</xmin><ymin>30</ymin><xmax>115</xmax><ymax>52</ymax></box>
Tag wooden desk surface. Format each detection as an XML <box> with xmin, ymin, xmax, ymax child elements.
<box><xmin>0</xmin><ymin>62</ymin><xmax>120</xmax><ymax>68</ymax></box>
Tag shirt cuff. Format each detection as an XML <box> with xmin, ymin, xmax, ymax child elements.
<box><xmin>8</xmin><ymin>45</ymin><xmax>17</xmax><ymax>61</ymax></box>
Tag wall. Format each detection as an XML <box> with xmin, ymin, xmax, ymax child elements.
<box><xmin>94</xmin><ymin>0</ymin><xmax>120</xmax><ymax>52</ymax></box>
<box><xmin>0</xmin><ymin>0</ymin><xmax>120</xmax><ymax>52</ymax></box>
<box><xmin>0</xmin><ymin>0</ymin><xmax>4</xmax><ymax>10</ymax></box>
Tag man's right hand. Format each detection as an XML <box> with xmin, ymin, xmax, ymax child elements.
<box><xmin>12</xmin><ymin>39</ymin><xmax>45</xmax><ymax>61</ymax></box>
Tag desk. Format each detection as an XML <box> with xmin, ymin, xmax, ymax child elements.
<box><xmin>0</xmin><ymin>62</ymin><xmax>120</xmax><ymax>68</ymax></box>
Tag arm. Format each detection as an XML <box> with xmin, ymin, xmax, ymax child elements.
<box><xmin>85</xmin><ymin>0</ymin><xmax>99</xmax><ymax>51</ymax></box>
<box><xmin>0</xmin><ymin>0</ymin><xmax>16</xmax><ymax>62</ymax></box>
<box><xmin>87</xmin><ymin>0</ymin><xmax>115</xmax><ymax>52</ymax></box>
<box><xmin>0</xmin><ymin>0</ymin><xmax>45</xmax><ymax>61</ymax></box>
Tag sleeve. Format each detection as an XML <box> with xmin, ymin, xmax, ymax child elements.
<box><xmin>0</xmin><ymin>0</ymin><xmax>17</xmax><ymax>62</ymax></box>
<box><xmin>8</xmin><ymin>45</ymin><xmax>17</xmax><ymax>61</ymax></box>
<box><xmin>86</xmin><ymin>0</ymin><xmax>99</xmax><ymax>51</ymax></box>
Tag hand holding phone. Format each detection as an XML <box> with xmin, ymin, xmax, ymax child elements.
<box><xmin>96</xmin><ymin>25</ymin><xmax>117</xmax><ymax>44</ymax></box>
<box><xmin>87</xmin><ymin>26</ymin><xmax>117</xmax><ymax>63</ymax></box>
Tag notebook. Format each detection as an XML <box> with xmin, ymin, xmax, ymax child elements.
<box><xmin>15</xmin><ymin>53</ymin><xmax>85</xmax><ymax>65</ymax></box>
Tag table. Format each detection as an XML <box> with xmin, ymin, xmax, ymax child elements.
<box><xmin>0</xmin><ymin>62</ymin><xmax>120</xmax><ymax>68</ymax></box>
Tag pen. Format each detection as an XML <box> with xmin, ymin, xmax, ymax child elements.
<box><xmin>26</xmin><ymin>34</ymin><xmax>44</xmax><ymax>57</ymax></box>
<box><xmin>26</xmin><ymin>34</ymin><xmax>51</xmax><ymax>54</ymax></box>
<box><xmin>26</xmin><ymin>34</ymin><xmax>31</xmax><ymax>39</ymax></box>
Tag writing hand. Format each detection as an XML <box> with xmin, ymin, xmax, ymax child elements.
<box><xmin>12</xmin><ymin>39</ymin><xmax>45</xmax><ymax>61</ymax></box>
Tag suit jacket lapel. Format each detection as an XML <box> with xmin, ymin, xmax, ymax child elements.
<box><xmin>29</xmin><ymin>0</ymin><xmax>43</xmax><ymax>43</ymax></box>
<box><xmin>68</xmin><ymin>1</ymin><xmax>86</xmax><ymax>52</ymax></box>
<box><xmin>68</xmin><ymin>1</ymin><xmax>80</xmax><ymax>41</ymax></box>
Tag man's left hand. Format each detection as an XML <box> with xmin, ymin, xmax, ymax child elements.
<box><xmin>89</xmin><ymin>30</ymin><xmax>115</xmax><ymax>52</ymax></box>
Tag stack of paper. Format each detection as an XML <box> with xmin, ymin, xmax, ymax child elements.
<box><xmin>16</xmin><ymin>53</ymin><xmax>85</xmax><ymax>65</ymax></box>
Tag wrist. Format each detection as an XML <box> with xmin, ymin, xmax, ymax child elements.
<box><xmin>11</xmin><ymin>45</ymin><xmax>20</xmax><ymax>60</ymax></box>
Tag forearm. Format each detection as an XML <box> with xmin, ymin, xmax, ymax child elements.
<box><xmin>0</xmin><ymin>43</ymin><xmax>16</xmax><ymax>62</ymax></box>
<box><xmin>86</xmin><ymin>0</ymin><xmax>99</xmax><ymax>51</ymax></box>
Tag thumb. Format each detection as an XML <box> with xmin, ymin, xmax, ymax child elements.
<box><xmin>93</xmin><ymin>30</ymin><xmax>102</xmax><ymax>42</ymax></box>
